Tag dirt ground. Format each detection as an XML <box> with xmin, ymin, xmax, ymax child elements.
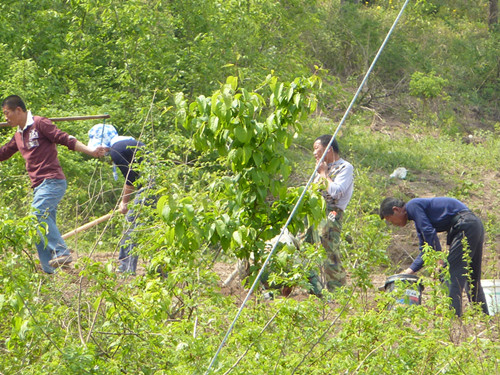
<box><xmin>56</xmin><ymin>251</ymin><xmax>389</xmax><ymax>306</ymax></box>
<box><xmin>58</xmin><ymin>184</ymin><xmax>498</xmax><ymax>310</ymax></box>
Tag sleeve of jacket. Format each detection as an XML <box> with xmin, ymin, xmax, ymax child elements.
<box><xmin>409</xmin><ymin>230</ymin><xmax>425</xmax><ymax>272</ymax></box>
<box><xmin>36</xmin><ymin>117</ymin><xmax>77</xmax><ymax>150</ymax></box>
<box><xmin>407</xmin><ymin>204</ymin><xmax>442</xmax><ymax>272</ymax></box>
<box><xmin>0</xmin><ymin>136</ymin><xmax>19</xmax><ymax>161</ymax></box>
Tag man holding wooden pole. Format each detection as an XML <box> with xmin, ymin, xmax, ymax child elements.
<box><xmin>0</xmin><ymin>95</ymin><xmax>108</xmax><ymax>274</ymax></box>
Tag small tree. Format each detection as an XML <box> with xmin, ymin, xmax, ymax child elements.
<box><xmin>152</xmin><ymin>74</ymin><xmax>324</xmax><ymax>281</ymax></box>
<box><xmin>409</xmin><ymin>70</ymin><xmax>449</xmax><ymax>123</ymax></box>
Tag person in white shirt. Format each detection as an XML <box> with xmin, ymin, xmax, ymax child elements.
<box><xmin>305</xmin><ymin>134</ymin><xmax>354</xmax><ymax>295</ymax></box>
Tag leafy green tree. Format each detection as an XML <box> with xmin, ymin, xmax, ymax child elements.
<box><xmin>150</xmin><ymin>74</ymin><xmax>324</xmax><ymax>279</ymax></box>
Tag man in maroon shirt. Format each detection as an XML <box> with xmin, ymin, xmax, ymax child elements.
<box><xmin>0</xmin><ymin>95</ymin><xmax>107</xmax><ymax>274</ymax></box>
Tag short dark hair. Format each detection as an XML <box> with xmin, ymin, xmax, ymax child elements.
<box><xmin>2</xmin><ymin>95</ymin><xmax>27</xmax><ymax>112</ymax></box>
<box><xmin>315</xmin><ymin>134</ymin><xmax>339</xmax><ymax>153</ymax></box>
<box><xmin>379</xmin><ymin>197</ymin><xmax>405</xmax><ymax>219</ymax></box>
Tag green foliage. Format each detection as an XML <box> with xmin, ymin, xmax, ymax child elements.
<box><xmin>449</xmin><ymin>179</ymin><xmax>485</xmax><ymax>201</ymax></box>
<box><xmin>0</xmin><ymin>1</ymin><xmax>498</xmax><ymax>373</ymax></box>
<box><xmin>409</xmin><ymin>71</ymin><xmax>449</xmax><ymax>100</ymax></box>
<box><xmin>343</xmin><ymin>213</ymin><xmax>391</xmax><ymax>291</ymax></box>
<box><xmin>155</xmin><ymin>75</ymin><xmax>322</xmax><ymax>266</ymax></box>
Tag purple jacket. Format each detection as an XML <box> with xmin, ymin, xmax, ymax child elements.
<box><xmin>0</xmin><ymin>116</ymin><xmax>77</xmax><ymax>188</ymax></box>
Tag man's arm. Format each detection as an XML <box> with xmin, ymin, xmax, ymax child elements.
<box><xmin>406</xmin><ymin>231</ymin><xmax>425</xmax><ymax>273</ymax></box>
<box><xmin>37</xmin><ymin>118</ymin><xmax>108</xmax><ymax>158</ymax></box>
<box><xmin>0</xmin><ymin>137</ymin><xmax>19</xmax><ymax>161</ymax></box>
<box><xmin>404</xmin><ymin>201</ymin><xmax>441</xmax><ymax>273</ymax></box>
<box><xmin>74</xmin><ymin>140</ymin><xmax>109</xmax><ymax>158</ymax></box>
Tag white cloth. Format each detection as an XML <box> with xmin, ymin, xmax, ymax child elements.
<box><xmin>110</xmin><ymin>135</ymin><xmax>134</xmax><ymax>146</ymax></box>
<box><xmin>88</xmin><ymin>123</ymin><xmax>120</xmax><ymax>149</ymax></box>
<box><xmin>324</xmin><ymin>158</ymin><xmax>354</xmax><ymax>211</ymax></box>
<box><xmin>17</xmin><ymin>110</ymin><xmax>34</xmax><ymax>132</ymax></box>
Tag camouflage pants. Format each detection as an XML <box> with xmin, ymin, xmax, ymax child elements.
<box><xmin>303</xmin><ymin>210</ymin><xmax>346</xmax><ymax>294</ymax></box>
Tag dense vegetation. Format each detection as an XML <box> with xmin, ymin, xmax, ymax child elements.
<box><xmin>0</xmin><ymin>0</ymin><xmax>498</xmax><ymax>373</ymax></box>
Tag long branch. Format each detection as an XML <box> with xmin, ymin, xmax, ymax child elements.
<box><xmin>0</xmin><ymin>114</ymin><xmax>110</xmax><ymax>126</ymax></box>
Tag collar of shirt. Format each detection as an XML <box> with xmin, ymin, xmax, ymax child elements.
<box><xmin>110</xmin><ymin>135</ymin><xmax>135</xmax><ymax>146</ymax></box>
<box><xmin>17</xmin><ymin>110</ymin><xmax>34</xmax><ymax>133</ymax></box>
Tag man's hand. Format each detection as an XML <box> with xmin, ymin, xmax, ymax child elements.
<box><xmin>74</xmin><ymin>141</ymin><xmax>109</xmax><ymax>158</ymax></box>
<box><xmin>402</xmin><ymin>267</ymin><xmax>415</xmax><ymax>275</ymax></box>
<box><xmin>93</xmin><ymin>146</ymin><xmax>109</xmax><ymax>158</ymax></box>
<box><xmin>316</xmin><ymin>160</ymin><xmax>328</xmax><ymax>178</ymax></box>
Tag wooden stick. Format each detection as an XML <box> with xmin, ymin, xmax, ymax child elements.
<box><xmin>0</xmin><ymin>114</ymin><xmax>110</xmax><ymax>126</ymax></box>
<box><xmin>62</xmin><ymin>213</ymin><xmax>113</xmax><ymax>240</ymax></box>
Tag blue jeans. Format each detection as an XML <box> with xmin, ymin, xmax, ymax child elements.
<box><xmin>118</xmin><ymin>206</ymin><xmax>139</xmax><ymax>274</ymax></box>
<box><xmin>32</xmin><ymin>179</ymin><xmax>70</xmax><ymax>273</ymax></box>
<box><xmin>118</xmin><ymin>190</ymin><xmax>144</xmax><ymax>274</ymax></box>
<box><xmin>118</xmin><ymin>188</ymin><xmax>157</xmax><ymax>274</ymax></box>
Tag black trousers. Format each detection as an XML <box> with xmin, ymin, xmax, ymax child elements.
<box><xmin>447</xmin><ymin>211</ymin><xmax>489</xmax><ymax>316</ymax></box>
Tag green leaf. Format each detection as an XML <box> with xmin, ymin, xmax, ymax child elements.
<box><xmin>215</xmin><ymin>219</ymin><xmax>226</xmax><ymax>237</ymax></box>
<box><xmin>232</xmin><ymin>230</ymin><xmax>243</xmax><ymax>246</ymax></box>
<box><xmin>209</xmin><ymin>116</ymin><xmax>219</xmax><ymax>132</ymax></box>
<box><xmin>196</xmin><ymin>95</ymin><xmax>208</xmax><ymax>113</ymax></box>
<box><xmin>276</xmin><ymin>83</ymin><xmax>284</xmax><ymax>103</ymax></box>
<box><xmin>294</xmin><ymin>92</ymin><xmax>301</xmax><ymax>107</ymax></box>
<box><xmin>182</xmin><ymin>204</ymin><xmax>195</xmax><ymax>221</ymax></box>
<box><xmin>226</xmin><ymin>76</ymin><xmax>238</xmax><ymax>91</ymax></box>
<box><xmin>242</xmin><ymin>145</ymin><xmax>252</xmax><ymax>165</ymax></box>
<box><xmin>157</xmin><ymin>195</ymin><xmax>168</xmax><ymax>214</ymax></box>
<box><xmin>162</xmin><ymin>205</ymin><xmax>171</xmax><ymax>221</ymax></box>
<box><xmin>166</xmin><ymin>227</ymin><xmax>175</xmax><ymax>243</ymax></box>
<box><xmin>93</xmin><ymin>296</ymin><xmax>103</xmax><ymax>311</ymax></box>
<box><xmin>287</xmin><ymin>85</ymin><xmax>294</xmax><ymax>102</ymax></box>
<box><xmin>252</xmin><ymin>151</ymin><xmax>263</xmax><ymax>166</ymax></box>
<box><xmin>234</xmin><ymin>125</ymin><xmax>249</xmax><ymax>143</ymax></box>
<box><xmin>175</xmin><ymin>222</ymin><xmax>185</xmax><ymax>239</ymax></box>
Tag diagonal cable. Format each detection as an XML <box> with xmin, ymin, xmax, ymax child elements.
<box><xmin>204</xmin><ymin>1</ymin><xmax>412</xmax><ymax>373</ymax></box>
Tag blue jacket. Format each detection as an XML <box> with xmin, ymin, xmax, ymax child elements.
<box><xmin>406</xmin><ymin>197</ymin><xmax>468</xmax><ymax>272</ymax></box>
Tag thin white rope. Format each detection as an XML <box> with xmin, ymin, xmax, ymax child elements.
<box><xmin>204</xmin><ymin>1</ymin><xmax>412</xmax><ymax>373</ymax></box>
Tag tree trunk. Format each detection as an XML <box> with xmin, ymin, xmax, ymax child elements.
<box><xmin>490</xmin><ymin>0</ymin><xmax>498</xmax><ymax>30</ymax></box>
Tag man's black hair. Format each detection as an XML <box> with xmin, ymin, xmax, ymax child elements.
<box><xmin>2</xmin><ymin>95</ymin><xmax>27</xmax><ymax>112</ymax></box>
<box><xmin>315</xmin><ymin>134</ymin><xmax>339</xmax><ymax>154</ymax></box>
<box><xmin>379</xmin><ymin>197</ymin><xmax>405</xmax><ymax>219</ymax></box>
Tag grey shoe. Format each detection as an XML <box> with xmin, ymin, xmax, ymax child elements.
<box><xmin>49</xmin><ymin>254</ymin><xmax>73</xmax><ymax>268</ymax></box>
<box><xmin>117</xmin><ymin>268</ymin><xmax>136</xmax><ymax>276</ymax></box>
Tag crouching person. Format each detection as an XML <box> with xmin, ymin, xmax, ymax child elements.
<box><xmin>379</xmin><ymin>196</ymin><xmax>489</xmax><ymax>316</ymax></box>
<box><xmin>87</xmin><ymin>123</ymin><xmax>155</xmax><ymax>275</ymax></box>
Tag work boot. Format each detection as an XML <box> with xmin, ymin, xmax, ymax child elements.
<box><xmin>49</xmin><ymin>254</ymin><xmax>73</xmax><ymax>268</ymax></box>
<box><xmin>326</xmin><ymin>279</ymin><xmax>345</xmax><ymax>293</ymax></box>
